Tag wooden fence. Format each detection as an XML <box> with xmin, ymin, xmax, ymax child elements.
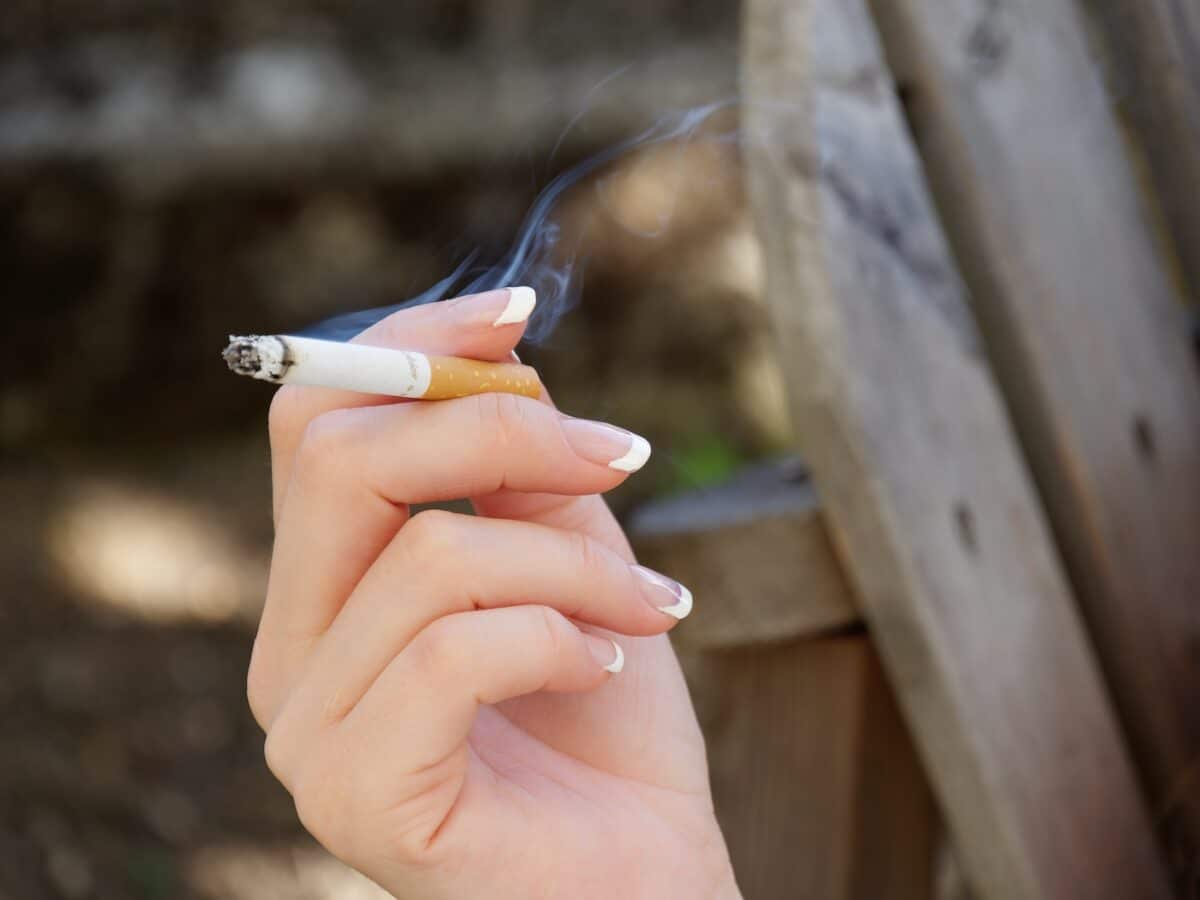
<box><xmin>630</xmin><ymin>0</ymin><xmax>1200</xmax><ymax>897</ymax></box>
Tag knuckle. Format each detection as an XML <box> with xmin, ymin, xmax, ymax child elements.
<box><xmin>262</xmin><ymin>724</ymin><xmax>293</xmax><ymax>787</ymax></box>
<box><xmin>473</xmin><ymin>391</ymin><xmax>527</xmax><ymax>452</ymax></box>
<box><xmin>409</xmin><ymin>616</ymin><xmax>465</xmax><ymax>678</ymax></box>
<box><xmin>292</xmin><ymin>752</ymin><xmax>357</xmax><ymax>858</ymax></box>
<box><xmin>292</xmin><ymin>409</ymin><xmax>358</xmax><ymax>485</ymax></box>
<box><xmin>245</xmin><ymin>641</ymin><xmax>275</xmax><ymax>731</ymax></box>
<box><xmin>318</xmin><ymin>682</ymin><xmax>351</xmax><ymax>728</ymax></box>
<box><xmin>535</xmin><ymin>606</ymin><xmax>567</xmax><ymax>662</ymax></box>
<box><xmin>471</xmin><ymin>392</ymin><xmax>504</xmax><ymax>450</ymax></box>
<box><xmin>266</xmin><ymin>722</ymin><xmax>364</xmax><ymax>860</ymax></box>
<box><xmin>400</xmin><ymin>509</ymin><xmax>466</xmax><ymax>562</ymax></box>
<box><xmin>569</xmin><ymin>530</ymin><xmax>605</xmax><ymax>583</ymax></box>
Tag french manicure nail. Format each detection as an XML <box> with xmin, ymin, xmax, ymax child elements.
<box><xmin>585</xmin><ymin>634</ymin><xmax>625</xmax><ymax>673</ymax></box>
<box><xmin>560</xmin><ymin>418</ymin><xmax>652</xmax><ymax>472</ymax></box>
<box><xmin>493</xmin><ymin>286</ymin><xmax>537</xmax><ymax>326</ymax></box>
<box><xmin>633</xmin><ymin>566</ymin><xmax>694</xmax><ymax>620</ymax></box>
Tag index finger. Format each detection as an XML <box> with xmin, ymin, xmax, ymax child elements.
<box><xmin>268</xmin><ymin>287</ymin><xmax>535</xmax><ymax>523</ymax></box>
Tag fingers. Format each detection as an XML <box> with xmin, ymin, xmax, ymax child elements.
<box><xmin>254</xmin><ymin>511</ymin><xmax>686</xmax><ymax>729</ymax></box>
<box><xmin>264</xmin><ymin>285</ymin><xmax>636</xmax><ymax>567</ymax></box>
<box><xmin>269</xmin><ymin>287</ymin><xmax>534</xmax><ymax>523</ymax></box>
<box><xmin>473</xmin><ymin>490</ymin><xmax>636</xmax><ymax>560</ymax></box>
<box><xmin>311</xmin><ymin>392</ymin><xmax>649</xmax><ymax>503</ymax></box>
<box><xmin>271</xmin><ymin>392</ymin><xmax>648</xmax><ymax>621</ymax></box>
<box><xmin>251</xmin><ymin>399</ymin><xmax>651</xmax><ymax>727</ymax></box>
<box><xmin>366</xmin><ymin>605</ymin><xmax>622</xmax><ymax>744</ymax></box>
<box><xmin>470</xmin><ymin>389</ymin><xmax>640</xmax><ymax>561</ymax></box>
<box><xmin>267</xmin><ymin>605</ymin><xmax>621</xmax><ymax>800</ymax></box>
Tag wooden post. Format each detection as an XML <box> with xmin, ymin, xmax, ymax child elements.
<box><xmin>868</xmin><ymin>0</ymin><xmax>1200</xmax><ymax>883</ymax></box>
<box><xmin>741</xmin><ymin>0</ymin><xmax>1173</xmax><ymax>897</ymax></box>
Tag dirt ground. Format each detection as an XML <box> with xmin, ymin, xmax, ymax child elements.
<box><xmin>0</xmin><ymin>445</ymin><xmax>380</xmax><ymax>899</ymax></box>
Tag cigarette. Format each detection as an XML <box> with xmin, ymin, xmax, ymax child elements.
<box><xmin>223</xmin><ymin>335</ymin><xmax>541</xmax><ymax>400</ymax></box>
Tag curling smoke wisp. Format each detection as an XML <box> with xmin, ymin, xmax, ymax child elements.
<box><xmin>300</xmin><ymin>101</ymin><xmax>738</xmax><ymax>345</ymax></box>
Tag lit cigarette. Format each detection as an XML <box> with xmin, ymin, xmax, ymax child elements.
<box><xmin>222</xmin><ymin>335</ymin><xmax>541</xmax><ymax>400</ymax></box>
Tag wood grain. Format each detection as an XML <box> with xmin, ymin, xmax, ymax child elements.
<box><xmin>868</xmin><ymin>0</ymin><xmax>1200</xmax><ymax>882</ymax></box>
<box><xmin>741</xmin><ymin>0</ymin><xmax>1173</xmax><ymax>896</ymax></box>
<box><xmin>685</xmin><ymin>636</ymin><xmax>937</xmax><ymax>900</ymax></box>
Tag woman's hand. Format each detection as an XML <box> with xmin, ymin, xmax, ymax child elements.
<box><xmin>247</xmin><ymin>289</ymin><xmax>739</xmax><ymax>899</ymax></box>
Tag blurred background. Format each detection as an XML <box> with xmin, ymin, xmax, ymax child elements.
<box><xmin>0</xmin><ymin>2</ymin><xmax>795</xmax><ymax>897</ymax></box>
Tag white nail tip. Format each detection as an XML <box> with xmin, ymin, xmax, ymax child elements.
<box><xmin>658</xmin><ymin>583</ymin><xmax>693</xmax><ymax>620</ymax></box>
<box><xmin>634</xmin><ymin>566</ymin><xmax>694</xmax><ymax>620</ymax></box>
<box><xmin>493</xmin><ymin>286</ymin><xmax>537</xmax><ymax>326</ymax></box>
<box><xmin>604</xmin><ymin>640</ymin><xmax>625</xmax><ymax>674</ymax></box>
<box><xmin>608</xmin><ymin>434</ymin><xmax>652</xmax><ymax>472</ymax></box>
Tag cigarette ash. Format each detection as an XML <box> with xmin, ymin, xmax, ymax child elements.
<box><xmin>222</xmin><ymin>335</ymin><xmax>290</xmax><ymax>382</ymax></box>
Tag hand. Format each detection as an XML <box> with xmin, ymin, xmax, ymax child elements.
<box><xmin>247</xmin><ymin>289</ymin><xmax>740</xmax><ymax>899</ymax></box>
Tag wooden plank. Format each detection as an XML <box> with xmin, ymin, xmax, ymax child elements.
<box><xmin>740</xmin><ymin>0</ymin><xmax>1174</xmax><ymax>897</ymax></box>
<box><xmin>868</xmin><ymin>0</ymin><xmax>1200</xmax><ymax>880</ymax></box>
<box><xmin>628</xmin><ymin>459</ymin><xmax>859</xmax><ymax>649</ymax></box>
<box><xmin>685</xmin><ymin>635</ymin><xmax>937</xmax><ymax>900</ymax></box>
<box><xmin>846</xmin><ymin>642</ymin><xmax>941</xmax><ymax>900</ymax></box>
<box><xmin>1083</xmin><ymin>0</ymin><xmax>1200</xmax><ymax>299</ymax></box>
<box><xmin>630</xmin><ymin>467</ymin><xmax>933</xmax><ymax>895</ymax></box>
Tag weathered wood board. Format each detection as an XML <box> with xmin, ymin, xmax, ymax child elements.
<box><xmin>1082</xmin><ymin>0</ymin><xmax>1200</xmax><ymax>300</ymax></box>
<box><xmin>629</xmin><ymin>459</ymin><xmax>859</xmax><ymax>649</ymax></box>
<box><xmin>868</xmin><ymin>0</ymin><xmax>1200</xmax><ymax>883</ymax></box>
<box><xmin>741</xmin><ymin>0</ymin><xmax>1173</xmax><ymax>896</ymax></box>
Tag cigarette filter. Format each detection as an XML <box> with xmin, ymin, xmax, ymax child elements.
<box><xmin>223</xmin><ymin>335</ymin><xmax>541</xmax><ymax>400</ymax></box>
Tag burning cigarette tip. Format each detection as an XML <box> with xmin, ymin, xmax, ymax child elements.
<box><xmin>223</xmin><ymin>335</ymin><xmax>288</xmax><ymax>381</ymax></box>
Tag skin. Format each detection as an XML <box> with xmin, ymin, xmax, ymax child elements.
<box><xmin>248</xmin><ymin>289</ymin><xmax>742</xmax><ymax>899</ymax></box>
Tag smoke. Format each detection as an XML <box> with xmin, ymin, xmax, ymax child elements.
<box><xmin>299</xmin><ymin>99</ymin><xmax>739</xmax><ymax>345</ymax></box>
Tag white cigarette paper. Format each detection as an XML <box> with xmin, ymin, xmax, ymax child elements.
<box><xmin>223</xmin><ymin>335</ymin><xmax>540</xmax><ymax>400</ymax></box>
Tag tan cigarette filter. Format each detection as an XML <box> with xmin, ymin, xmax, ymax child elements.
<box><xmin>223</xmin><ymin>335</ymin><xmax>542</xmax><ymax>400</ymax></box>
<box><xmin>422</xmin><ymin>355</ymin><xmax>540</xmax><ymax>400</ymax></box>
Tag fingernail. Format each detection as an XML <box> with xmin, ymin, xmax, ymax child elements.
<box><xmin>493</xmin><ymin>286</ymin><xmax>537</xmax><ymax>326</ymax></box>
<box><xmin>585</xmin><ymin>635</ymin><xmax>624</xmax><ymax>673</ymax></box>
<box><xmin>633</xmin><ymin>566</ymin><xmax>693</xmax><ymax>620</ymax></box>
<box><xmin>560</xmin><ymin>418</ymin><xmax>652</xmax><ymax>472</ymax></box>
